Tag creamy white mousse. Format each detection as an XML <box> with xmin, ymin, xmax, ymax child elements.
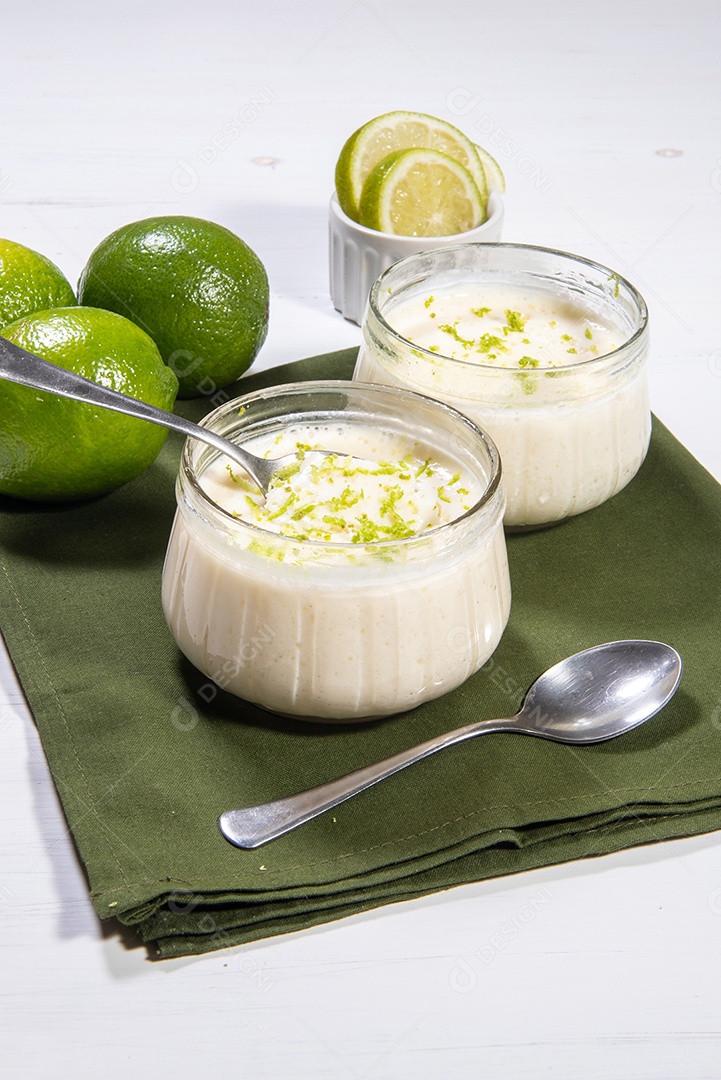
<box><xmin>356</xmin><ymin>279</ymin><xmax>650</xmax><ymax>528</ymax></box>
<box><xmin>200</xmin><ymin>425</ymin><xmax>477</xmax><ymax>543</ymax></box>
<box><xmin>162</xmin><ymin>419</ymin><xmax>510</xmax><ymax>721</ymax></box>
<box><xmin>391</xmin><ymin>285</ymin><xmax>618</xmax><ymax>368</ymax></box>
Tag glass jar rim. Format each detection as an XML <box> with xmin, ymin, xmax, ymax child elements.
<box><xmin>179</xmin><ymin>380</ymin><xmax>504</xmax><ymax>551</ymax></box>
<box><xmin>367</xmin><ymin>241</ymin><xmax>649</xmax><ymax>375</ymax></box>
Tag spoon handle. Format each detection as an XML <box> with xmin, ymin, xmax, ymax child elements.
<box><xmin>218</xmin><ymin>716</ymin><xmax>517</xmax><ymax>849</ymax></box>
<box><xmin>0</xmin><ymin>334</ymin><xmax>261</xmax><ymax>481</ymax></box>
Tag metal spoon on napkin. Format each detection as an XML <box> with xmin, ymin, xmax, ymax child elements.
<box><xmin>219</xmin><ymin>640</ymin><xmax>682</xmax><ymax>849</ymax></box>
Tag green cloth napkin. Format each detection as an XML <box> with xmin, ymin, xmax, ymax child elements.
<box><xmin>2</xmin><ymin>346</ymin><xmax>721</xmax><ymax>959</ymax></box>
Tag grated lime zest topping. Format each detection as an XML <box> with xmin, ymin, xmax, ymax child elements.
<box><xmin>270</xmin><ymin>460</ymin><xmax>301</xmax><ymax>486</ymax></box>
<box><xmin>291</xmin><ymin>502</ymin><xmax>318</xmax><ymax>521</ymax></box>
<box><xmin>223</xmin><ymin>438</ymin><xmax>472</xmax><ymax>544</ymax></box>
<box><xmin>478</xmin><ymin>333</ymin><xmax>506</xmax><ymax>354</ymax></box>
<box><xmin>504</xmin><ymin>309</ymin><xmax>526</xmax><ymax>333</ymax></box>
<box><xmin>439</xmin><ymin>322</ymin><xmax>475</xmax><ymax>349</ymax></box>
<box><xmin>226</xmin><ymin>464</ymin><xmax>255</xmax><ymax>491</ymax></box>
<box><xmin>267</xmin><ymin>492</ymin><xmax>299</xmax><ymax>521</ymax></box>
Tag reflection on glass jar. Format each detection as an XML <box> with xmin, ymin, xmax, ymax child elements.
<box><xmin>354</xmin><ymin>243</ymin><xmax>650</xmax><ymax>529</ymax></box>
<box><xmin>162</xmin><ymin>381</ymin><xmax>511</xmax><ymax>722</ymax></box>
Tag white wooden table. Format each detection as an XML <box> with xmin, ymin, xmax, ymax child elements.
<box><xmin>2</xmin><ymin>3</ymin><xmax>721</xmax><ymax>1076</ymax></box>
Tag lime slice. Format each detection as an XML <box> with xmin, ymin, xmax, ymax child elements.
<box><xmin>475</xmin><ymin>143</ymin><xmax>506</xmax><ymax>194</ymax></box>
<box><xmin>335</xmin><ymin>110</ymin><xmax>488</xmax><ymax>222</ymax></box>
<box><xmin>358</xmin><ymin>148</ymin><xmax>485</xmax><ymax>237</ymax></box>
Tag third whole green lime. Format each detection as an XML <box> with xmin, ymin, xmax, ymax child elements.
<box><xmin>77</xmin><ymin>216</ymin><xmax>269</xmax><ymax>398</ymax></box>
<box><xmin>0</xmin><ymin>238</ymin><xmax>76</xmax><ymax>329</ymax></box>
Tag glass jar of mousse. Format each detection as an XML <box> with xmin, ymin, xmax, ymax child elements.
<box><xmin>354</xmin><ymin>243</ymin><xmax>650</xmax><ymax>529</ymax></box>
<box><xmin>162</xmin><ymin>381</ymin><xmax>510</xmax><ymax>722</ymax></box>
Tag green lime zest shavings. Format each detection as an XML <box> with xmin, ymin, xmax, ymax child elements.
<box><xmin>585</xmin><ymin>327</ymin><xmax>593</xmax><ymax>339</ymax></box>
<box><xmin>226</xmin><ymin>464</ymin><xmax>255</xmax><ymax>491</ymax></box>
<box><xmin>471</xmin><ymin>306</ymin><xmax>491</xmax><ymax>318</ymax></box>
<box><xmin>351</xmin><ymin>514</ymin><xmax>381</xmax><ymax>544</ymax></box>
<box><xmin>291</xmin><ymin>502</ymin><xmax>318</xmax><ymax>521</ymax></box>
<box><xmin>379</xmin><ymin>485</ymin><xmax>403</xmax><ymax>516</ymax></box>
<box><xmin>439</xmin><ymin>322</ymin><xmax>476</xmax><ymax>349</ymax></box>
<box><xmin>266</xmin><ymin>492</ymin><xmax>299</xmax><ymax>521</ymax></box>
<box><xmin>329</xmin><ymin>486</ymin><xmax>361</xmax><ymax>511</ymax></box>
<box><xmin>270</xmin><ymin>460</ymin><xmax>301</xmax><ymax>486</ymax></box>
<box><xmin>478</xmin><ymin>333</ymin><xmax>506</xmax><ymax>354</ymax></box>
<box><xmin>424</xmin><ymin>294</ymin><xmax>434</xmax><ymax>308</ymax></box>
<box><xmin>518</xmin><ymin>354</ymin><xmax>539</xmax><ymax>393</ymax></box>
<box><xmin>226</xmin><ymin>439</ymin><xmax>472</xmax><ymax>548</ymax></box>
<box><xmin>322</xmin><ymin>514</ymin><xmax>350</xmax><ymax>532</ymax></box>
<box><xmin>504</xmin><ymin>309</ymin><xmax>526</xmax><ymax>333</ymax></box>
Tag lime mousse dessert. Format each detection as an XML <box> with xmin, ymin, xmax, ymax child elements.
<box><xmin>162</xmin><ymin>383</ymin><xmax>510</xmax><ymax>721</ymax></box>
<box><xmin>355</xmin><ymin>244</ymin><xmax>650</xmax><ymax>529</ymax></box>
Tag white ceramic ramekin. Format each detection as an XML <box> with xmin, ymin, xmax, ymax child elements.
<box><xmin>329</xmin><ymin>191</ymin><xmax>504</xmax><ymax>326</ymax></box>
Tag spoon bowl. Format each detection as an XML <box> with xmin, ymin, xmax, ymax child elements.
<box><xmin>219</xmin><ymin>640</ymin><xmax>682</xmax><ymax>849</ymax></box>
<box><xmin>514</xmin><ymin>639</ymin><xmax>683</xmax><ymax>742</ymax></box>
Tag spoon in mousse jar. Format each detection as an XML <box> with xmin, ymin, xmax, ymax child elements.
<box><xmin>0</xmin><ymin>336</ymin><xmax>353</xmax><ymax>495</ymax></box>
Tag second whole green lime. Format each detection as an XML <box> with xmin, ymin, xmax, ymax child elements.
<box><xmin>77</xmin><ymin>216</ymin><xmax>269</xmax><ymax>398</ymax></box>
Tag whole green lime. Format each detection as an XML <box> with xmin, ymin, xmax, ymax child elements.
<box><xmin>0</xmin><ymin>238</ymin><xmax>76</xmax><ymax>329</ymax></box>
<box><xmin>0</xmin><ymin>307</ymin><xmax>178</xmax><ymax>502</ymax></box>
<box><xmin>77</xmin><ymin>216</ymin><xmax>269</xmax><ymax>398</ymax></box>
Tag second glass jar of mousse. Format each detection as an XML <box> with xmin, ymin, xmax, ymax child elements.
<box><xmin>354</xmin><ymin>243</ymin><xmax>650</xmax><ymax>529</ymax></box>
